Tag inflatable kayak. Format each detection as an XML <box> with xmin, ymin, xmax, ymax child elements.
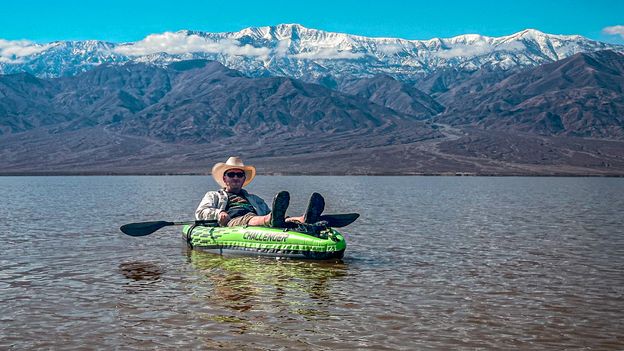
<box><xmin>182</xmin><ymin>224</ymin><xmax>346</xmax><ymax>260</ymax></box>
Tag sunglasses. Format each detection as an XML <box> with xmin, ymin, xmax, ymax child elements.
<box><xmin>225</xmin><ymin>171</ymin><xmax>246</xmax><ymax>178</ymax></box>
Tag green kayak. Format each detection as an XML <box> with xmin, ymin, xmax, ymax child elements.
<box><xmin>182</xmin><ymin>224</ymin><xmax>346</xmax><ymax>260</ymax></box>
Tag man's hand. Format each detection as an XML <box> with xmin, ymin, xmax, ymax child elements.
<box><xmin>218</xmin><ymin>211</ymin><xmax>230</xmax><ymax>226</ymax></box>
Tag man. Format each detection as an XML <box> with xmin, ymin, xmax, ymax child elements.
<box><xmin>195</xmin><ymin>156</ymin><xmax>325</xmax><ymax>227</ymax></box>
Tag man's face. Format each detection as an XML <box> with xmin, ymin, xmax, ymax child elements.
<box><xmin>223</xmin><ymin>168</ymin><xmax>246</xmax><ymax>191</ymax></box>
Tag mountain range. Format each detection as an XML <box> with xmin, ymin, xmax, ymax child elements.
<box><xmin>1</xmin><ymin>24</ymin><xmax>624</xmax><ymax>175</ymax></box>
<box><xmin>2</xmin><ymin>24</ymin><xmax>622</xmax><ymax>81</ymax></box>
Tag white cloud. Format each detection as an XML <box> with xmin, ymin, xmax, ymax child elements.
<box><xmin>500</xmin><ymin>41</ymin><xmax>526</xmax><ymax>51</ymax></box>
<box><xmin>292</xmin><ymin>48</ymin><xmax>365</xmax><ymax>60</ymax></box>
<box><xmin>437</xmin><ymin>42</ymin><xmax>493</xmax><ymax>59</ymax></box>
<box><xmin>0</xmin><ymin>39</ymin><xmax>53</xmax><ymax>63</ymax></box>
<box><xmin>272</xmin><ymin>38</ymin><xmax>364</xmax><ymax>60</ymax></box>
<box><xmin>437</xmin><ymin>41</ymin><xmax>525</xmax><ymax>59</ymax></box>
<box><xmin>274</xmin><ymin>39</ymin><xmax>291</xmax><ymax>56</ymax></box>
<box><xmin>603</xmin><ymin>25</ymin><xmax>624</xmax><ymax>38</ymax></box>
<box><xmin>113</xmin><ymin>32</ymin><xmax>270</xmax><ymax>57</ymax></box>
<box><xmin>377</xmin><ymin>43</ymin><xmax>403</xmax><ymax>55</ymax></box>
<box><xmin>0</xmin><ymin>56</ymin><xmax>21</xmax><ymax>63</ymax></box>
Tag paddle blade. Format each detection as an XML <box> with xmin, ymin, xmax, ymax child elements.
<box><xmin>319</xmin><ymin>213</ymin><xmax>360</xmax><ymax>227</ymax></box>
<box><xmin>120</xmin><ymin>221</ymin><xmax>174</xmax><ymax>236</ymax></box>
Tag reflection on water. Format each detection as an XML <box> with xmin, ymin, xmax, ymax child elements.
<box><xmin>185</xmin><ymin>248</ymin><xmax>348</xmax><ymax>314</ymax></box>
<box><xmin>2</xmin><ymin>176</ymin><xmax>624</xmax><ymax>350</ymax></box>
<box><xmin>118</xmin><ymin>261</ymin><xmax>163</xmax><ymax>294</ymax></box>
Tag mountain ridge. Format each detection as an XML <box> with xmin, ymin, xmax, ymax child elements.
<box><xmin>1</xmin><ymin>24</ymin><xmax>621</xmax><ymax>82</ymax></box>
<box><xmin>1</xmin><ymin>52</ymin><xmax>624</xmax><ymax>176</ymax></box>
<box><xmin>0</xmin><ymin>59</ymin><xmax>439</xmax><ymax>142</ymax></box>
<box><xmin>435</xmin><ymin>50</ymin><xmax>624</xmax><ymax>139</ymax></box>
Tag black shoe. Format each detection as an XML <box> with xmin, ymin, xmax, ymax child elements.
<box><xmin>304</xmin><ymin>192</ymin><xmax>325</xmax><ymax>224</ymax></box>
<box><xmin>270</xmin><ymin>191</ymin><xmax>290</xmax><ymax>227</ymax></box>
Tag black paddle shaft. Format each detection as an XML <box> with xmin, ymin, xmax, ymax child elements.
<box><xmin>120</xmin><ymin>220</ymin><xmax>217</xmax><ymax>237</ymax></box>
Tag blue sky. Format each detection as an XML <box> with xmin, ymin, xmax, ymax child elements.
<box><xmin>1</xmin><ymin>0</ymin><xmax>623</xmax><ymax>44</ymax></box>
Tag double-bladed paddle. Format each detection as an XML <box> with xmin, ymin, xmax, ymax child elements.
<box><xmin>120</xmin><ymin>213</ymin><xmax>359</xmax><ymax>237</ymax></box>
<box><xmin>120</xmin><ymin>220</ymin><xmax>218</xmax><ymax>237</ymax></box>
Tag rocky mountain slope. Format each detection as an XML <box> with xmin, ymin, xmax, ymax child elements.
<box><xmin>435</xmin><ymin>50</ymin><xmax>624</xmax><ymax>139</ymax></box>
<box><xmin>1</xmin><ymin>59</ymin><xmax>436</xmax><ymax>140</ymax></box>
<box><xmin>338</xmin><ymin>75</ymin><xmax>444</xmax><ymax>119</ymax></box>
<box><xmin>0</xmin><ymin>59</ymin><xmax>446</xmax><ymax>174</ymax></box>
<box><xmin>1</xmin><ymin>52</ymin><xmax>624</xmax><ymax>175</ymax></box>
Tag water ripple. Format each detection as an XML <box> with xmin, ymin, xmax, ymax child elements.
<box><xmin>1</xmin><ymin>176</ymin><xmax>623</xmax><ymax>350</ymax></box>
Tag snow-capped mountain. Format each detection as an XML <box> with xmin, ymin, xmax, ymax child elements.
<box><xmin>0</xmin><ymin>40</ymin><xmax>126</xmax><ymax>77</ymax></box>
<box><xmin>1</xmin><ymin>24</ymin><xmax>621</xmax><ymax>81</ymax></box>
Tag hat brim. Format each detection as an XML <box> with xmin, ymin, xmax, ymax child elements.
<box><xmin>212</xmin><ymin>163</ymin><xmax>256</xmax><ymax>188</ymax></box>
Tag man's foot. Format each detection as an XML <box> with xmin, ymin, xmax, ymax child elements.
<box><xmin>269</xmin><ymin>191</ymin><xmax>290</xmax><ymax>227</ymax></box>
<box><xmin>303</xmin><ymin>192</ymin><xmax>325</xmax><ymax>224</ymax></box>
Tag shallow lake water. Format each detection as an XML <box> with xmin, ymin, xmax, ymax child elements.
<box><xmin>1</xmin><ymin>176</ymin><xmax>623</xmax><ymax>350</ymax></box>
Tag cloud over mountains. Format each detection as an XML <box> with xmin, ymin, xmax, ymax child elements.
<box><xmin>436</xmin><ymin>41</ymin><xmax>526</xmax><ymax>59</ymax></box>
<box><xmin>113</xmin><ymin>30</ymin><xmax>367</xmax><ymax>60</ymax></box>
<box><xmin>0</xmin><ymin>39</ymin><xmax>53</xmax><ymax>63</ymax></box>
<box><xmin>603</xmin><ymin>25</ymin><xmax>624</xmax><ymax>38</ymax></box>
<box><xmin>114</xmin><ymin>32</ymin><xmax>271</xmax><ymax>57</ymax></box>
<box><xmin>1</xmin><ymin>24</ymin><xmax>622</xmax><ymax>80</ymax></box>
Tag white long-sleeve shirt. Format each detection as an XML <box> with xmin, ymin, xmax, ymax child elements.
<box><xmin>195</xmin><ymin>189</ymin><xmax>271</xmax><ymax>220</ymax></box>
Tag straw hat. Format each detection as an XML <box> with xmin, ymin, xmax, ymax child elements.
<box><xmin>211</xmin><ymin>156</ymin><xmax>256</xmax><ymax>187</ymax></box>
